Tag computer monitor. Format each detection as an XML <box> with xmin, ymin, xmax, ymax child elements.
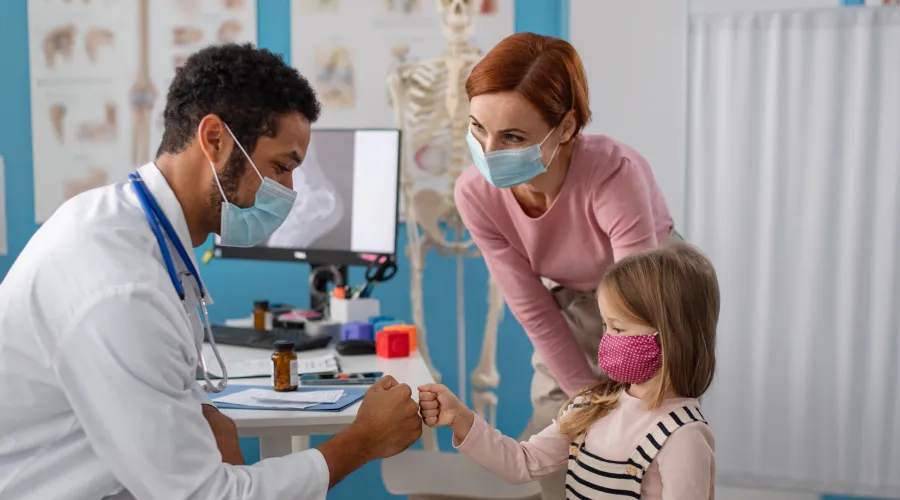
<box><xmin>212</xmin><ymin>128</ymin><xmax>401</xmax><ymax>267</ymax></box>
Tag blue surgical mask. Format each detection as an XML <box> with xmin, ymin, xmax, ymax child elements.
<box><xmin>211</xmin><ymin>124</ymin><xmax>297</xmax><ymax>247</ymax></box>
<box><xmin>466</xmin><ymin>127</ymin><xmax>561</xmax><ymax>188</ymax></box>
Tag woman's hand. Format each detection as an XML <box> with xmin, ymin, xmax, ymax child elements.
<box><xmin>418</xmin><ymin>384</ymin><xmax>475</xmax><ymax>442</ymax></box>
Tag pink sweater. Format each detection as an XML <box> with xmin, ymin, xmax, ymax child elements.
<box><xmin>454</xmin><ymin>391</ymin><xmax>715</xmax><ymax>499</ymax></box>
<box><xmin>454</xmin><ymin>135</ymin><xmax>673</xmax><ymax>395</ymax></box>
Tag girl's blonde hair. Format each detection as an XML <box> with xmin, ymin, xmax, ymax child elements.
<box><xmin>558</xmin><ymin>242</ymin><xmax>720</xmax><ymax>439</ymax></box>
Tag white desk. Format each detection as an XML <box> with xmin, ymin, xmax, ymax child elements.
<box><xmin>201</xmin><ymin>343</ymin><xmax>435</xmax><ymax>459</ymax></box>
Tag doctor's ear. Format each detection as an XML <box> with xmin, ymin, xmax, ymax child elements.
<box><xmin>196</xmin><ymin>114</ymin><xmax>232</xmax><ymax>164</ymax></box>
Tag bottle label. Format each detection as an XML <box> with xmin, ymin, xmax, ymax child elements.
<box><xmin>290</xmin><ymin>359</ymin><xmax>299</xmax><ymax>386</ymax></box>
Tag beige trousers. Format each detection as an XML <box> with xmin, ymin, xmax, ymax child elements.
<box><xmin>518</xmin><ymin>281</ymin><xmax>607</xmax><ymax>500</ymax></box>
<box><xmin>522</xmin><ymin>230</ymin><xmax>684</xmax><ymax>500</ymax></box>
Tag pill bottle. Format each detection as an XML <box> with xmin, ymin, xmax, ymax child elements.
<box><xmin>271</xmin><ymin>340</ymin><xmax>298</xmax><ymax>392</ymax></box>
<box><xmin>253</xmin><ymin>300</ymin><xmax>269</xmax><ymax>330</ymax></box>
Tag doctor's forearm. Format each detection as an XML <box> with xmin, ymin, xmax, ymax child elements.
<box><xmin>315</xmin><ymin>425</ymin><xmax>373</xmax><ymax>488</ymax></box>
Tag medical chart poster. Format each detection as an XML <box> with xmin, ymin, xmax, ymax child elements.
<box><xmin>290</xmin><ymin>0</ymin><xmax>515</xmax><ymax>129</ymax></box>
<box><xmin>0</xmin><ymin>156</ymin><xmax>7</xmax><ymax>256</ymax></box>
<box><xmin>28</xmin><ymin>0</ymin><xmax>257</xmax><ymax>223</ymax></box>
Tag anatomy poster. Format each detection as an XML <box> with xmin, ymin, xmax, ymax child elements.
<box><xmin>290</xmin><ymin>0</ymin><xmax>514</xmax><ymax>129</ymax></box>
<box><xmin>28</xmin><ymin>0</ymin><xmax>257</xmax><ymax>223</ymax></box>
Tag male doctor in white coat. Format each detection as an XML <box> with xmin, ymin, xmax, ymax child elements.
<box><xmin>0</xmin><ymin>43</ymin><xmax>422</xmax><ymax>499</ymax></box>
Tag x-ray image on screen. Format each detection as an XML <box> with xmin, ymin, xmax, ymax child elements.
<box><xmin>265</xmin><ymin>131</ymin><xmax>353</xmax><ymax>250</ymax></box>
<box><xmin>214</xmin><ymin>128</ymin><xmax>400</xmax><ymax>257</ymax></box>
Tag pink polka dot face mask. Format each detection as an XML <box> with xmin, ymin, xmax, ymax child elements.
<box><xmin>597</xmin><ymin>332</ymin><xmax>662</xmax><ymax>384</ymax></box>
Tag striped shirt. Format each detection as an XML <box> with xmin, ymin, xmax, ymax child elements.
<box><xmin>454</xmin><ymin>391</ymin><xmax>714</xmax><ymax>499</ymax></box>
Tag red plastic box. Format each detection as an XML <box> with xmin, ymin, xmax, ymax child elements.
<box><xmin>382</xmin><ymin>324</ymin><xmax>418</xmax><ymax>351</ymax></box>
<box><xmin>376</xmin><ymin>329</ymin><xmax>410</xmax><ymax>358</ymax></box>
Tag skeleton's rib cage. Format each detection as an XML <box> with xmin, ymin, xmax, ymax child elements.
<box><xmin>385</xmin><ymin>0</ymin><xmax>506</xmax><ymax>445</ymax></box>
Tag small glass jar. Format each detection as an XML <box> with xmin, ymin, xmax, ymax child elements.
<box><xmin>271</xmin><ymin>340</ymin><xmax>298</xmax><ymax>392</ymax></box>
<box><xmin>253</xmin><ymin>300</ymin><xmax>269</xmax><ymax>330</ymax></box>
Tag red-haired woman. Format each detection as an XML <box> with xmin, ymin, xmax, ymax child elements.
<box><xmin>455</xmin><ymin>32</ymin><xmax>679</xmax><ymax>499</ymax></box>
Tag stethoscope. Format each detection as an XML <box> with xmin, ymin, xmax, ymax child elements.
<box><xmin>128</xmin><ymin>172</ymin><xmax>228</xmax><ymax>393</ymax></box>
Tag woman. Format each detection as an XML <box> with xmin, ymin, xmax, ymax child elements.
<box><xmin>454</xmin><ymin>32</ymin><xmax>677</xmax><ymax>500</ymax></box>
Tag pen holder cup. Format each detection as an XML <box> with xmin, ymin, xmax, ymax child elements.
<box><xmin>330</xmin><ymin>297</ymin><xmax>380</xmax><ymax>323</ymax></box>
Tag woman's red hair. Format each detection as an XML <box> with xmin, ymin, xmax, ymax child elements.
<box><xmin>465</xmin><ymin>32</ymin><xmax>591</xmax><ymax>136</ymax></box>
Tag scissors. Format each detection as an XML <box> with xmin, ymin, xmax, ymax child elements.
<box><xmin>356</xmin><ymin>256</ymin><xmax>398</xmax><ymax>298</ymax></box>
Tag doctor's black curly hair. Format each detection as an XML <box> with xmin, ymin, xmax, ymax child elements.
<box><xmin>155</xmin><ymin>43</ymin><xmax>321</xmax><ymax>160</ymax></box>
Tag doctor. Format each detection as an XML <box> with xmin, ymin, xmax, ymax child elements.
<box><xmin>0</xmin><ymin>43</ymin><xmax>422</xmax><ymax>499</ymax></box>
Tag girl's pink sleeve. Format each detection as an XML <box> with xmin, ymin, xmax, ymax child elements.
<box><xmin>453</xmin><ymin>413</ymin><xmax>570</xmax><ymax>484</ymax></box>
<box><xmin>656</xmin><ymin>422</ymin><xmax>716</xmax><ymax>499</ymax></box>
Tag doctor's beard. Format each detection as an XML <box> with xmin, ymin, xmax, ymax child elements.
<box><xmin>207</xmin><ymin>149</ymin><xmax>246</xmax><ymax>230</ymax></box>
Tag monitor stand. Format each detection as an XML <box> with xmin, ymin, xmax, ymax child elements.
<box><xmin>308</xmin><ymin>263</ymin><xmax>348</xmax><ymax>314</ymax></box>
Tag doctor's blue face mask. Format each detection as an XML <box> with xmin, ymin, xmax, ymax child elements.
<box><xmin>466</xmin><ymin>126</ymin><xmax>562</xmax><ymax>188</ymax></box>
<box><xmin>211</xmin><ymin>124</ymin><xmax>298</xmax><ymax>248</ymax></box>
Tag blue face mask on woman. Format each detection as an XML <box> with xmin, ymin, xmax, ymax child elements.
<box><xmin>211</xmin><ymin>124</ymin><xmax>297</xmax><ymax>248</ymax></box>
<box><xmin>466</xmin><ymin>127</ymin><xmax>562</xmax><ymax>188</ymax></box>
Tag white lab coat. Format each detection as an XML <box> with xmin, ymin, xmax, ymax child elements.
<box><xmin>0</xmin><ymin>164</ymin><xmax>329</xmax><ymax>499</ymax></box>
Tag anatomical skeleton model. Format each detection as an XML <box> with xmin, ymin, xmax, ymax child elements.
<box><xmin>130</xmin><ymin>0</ymin><xmax>157</xmax><ymax>166</ymax></box>
<box><xmin>387</xmin><ymin>0</ymin><xmax>505</xmax><ymax>446</ymax></box>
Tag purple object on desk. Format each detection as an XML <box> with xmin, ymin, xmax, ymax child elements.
<box><xmin>341</xmin><ymin>321</ymin><xmax>375</xmax><ymax>341</ymax></box>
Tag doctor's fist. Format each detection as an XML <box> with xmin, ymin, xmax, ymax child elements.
<box><xmin>353</xmin><ymin>376</ymin><xmax>422</xmax><ymax>460</ymax></box>
<box><xmin>418</xmin><ymin>384</ymin><xmax>475</xmax><ymax>441</ymax></box>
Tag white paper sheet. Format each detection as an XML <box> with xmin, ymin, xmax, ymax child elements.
<box><xmin>206</xmin><ymin>353</ymin><xmax>339</xmax><ymax>379</ymax></box>
<box><xmin>295</xmin><ymin>354</ymin><xmax>340</xmax><ymax>375</ymax></box>
<box><xmin>211</xmin><ymin>359</ymin><xmax>272</xmax><ymax>379</ymax></box>
<box><xmin>213</xmin><ymin>392</ymin><xmax>316</xmax><ymax>410</ymax></box>
<box><xmin>0</xmin><ymin>156</ymin><xmax>6</xmax><ymax>256</ymax></box>
<box><xmin>251</xmin><ymin>389</ymin><xmax>343</xmax><ymax>404</ymax></box>
<box><xmin>212</xmin><ymin>388</ymin><xmax>343</xmax><ymax>409</ymax></box>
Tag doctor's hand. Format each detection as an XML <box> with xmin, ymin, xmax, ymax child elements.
<box><xmin>315</xmin><ymin>376</ymin><xmax>422</xmax><ymax>489</ymax></box>
<box><xmin>418</xmin><ymin>383</ymin><xmax>475</xmax><ymax>442</ymax></box>
<box><xmin>352</xmin><ymin>376</ymin><xmax>422</xmax><ymax>460</ymax></box>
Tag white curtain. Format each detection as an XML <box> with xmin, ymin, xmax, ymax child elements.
<box><xmin>685</xmin><ymin>6</ymin><xmax>900</xmax><ymax>497</ymax></box>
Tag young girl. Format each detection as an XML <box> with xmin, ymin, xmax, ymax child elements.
<box><xmin>418</xmin><ymin>243</ymin><xmax>719</xmax><ymax>499</ymax></box>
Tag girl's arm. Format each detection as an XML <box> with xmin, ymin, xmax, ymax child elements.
<box><xmin>454</xmin><ymin>413</ymin><xmax>570</xmax><ymax>484</ymax></box>
<box><xmin>656</xmin><ymin>422</ymin><xmax>716</xmax><ymax>499</ymax></box>
<box><xmin>419</xmin><ymin>384</ymin><xmax>569</xmax><ymax>484</ymax></box>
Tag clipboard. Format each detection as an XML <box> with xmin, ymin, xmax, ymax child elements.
<box><xmin>211</xmin><ymin>385</ymin><xmax>366</xmax><ymax>412</ymax></box>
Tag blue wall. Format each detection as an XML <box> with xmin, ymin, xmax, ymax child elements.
<box><xmin>0</xmin><ymin>1</ymin><xmax>886</xmax><ymax>499</ymax></box>
<box><xmin>0</xmin><ymin>1</ymin><xmax>562</xmax><ymax>499</ymax></box>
